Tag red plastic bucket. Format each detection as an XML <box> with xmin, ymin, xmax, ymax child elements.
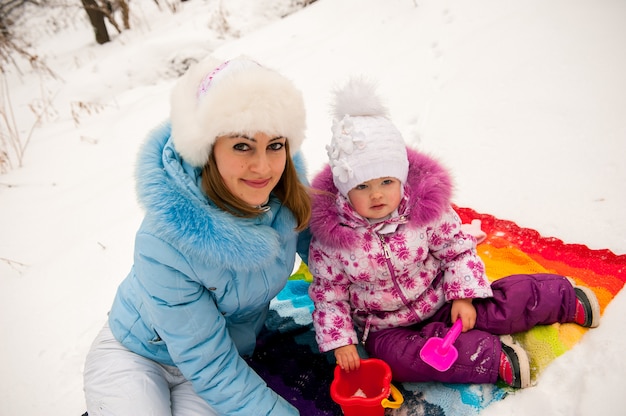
<box><xmin>330</xmin><ymin>358</ymin><xmax>403</xmax><ymax>416</ymax></box>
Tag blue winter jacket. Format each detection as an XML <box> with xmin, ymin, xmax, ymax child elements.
<box><xmin>108</xmin><ymin>122</ymin><xmax>310</xmax><ymax>415</ymax></box>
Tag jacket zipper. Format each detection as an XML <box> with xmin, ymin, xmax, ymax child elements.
<box><xmin>378</xmin><ymin>235</ymin><xmax>420</xmax><ymax>319</ymax></box>
<box><xmin>362</xmin><ymin>234</ymin><xmax>420</xmax><ymax>344</ymax></box>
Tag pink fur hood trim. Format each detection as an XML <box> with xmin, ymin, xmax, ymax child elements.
<box><xmin>309</xmin><ymin>147</ymin><xmax>453</xmax><ymax>250</ymax></box>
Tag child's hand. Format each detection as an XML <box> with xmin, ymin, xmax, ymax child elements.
<box><xmin>334</xmin><ymin>344</ymin><xmax>360</xmax><ymax>372</ymax></box>
<box><xmin>451</xmin><ymin>298</ymin><xmax>477</xmax><ymax>332</ymax></box>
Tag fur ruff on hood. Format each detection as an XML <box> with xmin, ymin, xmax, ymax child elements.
<box><xmin>309</xmin><ymin>147</ymin><xmax>453</xmax><ymax>250</ymax></box>
<box><xmin>169</xmin><ymin>56</ymin><xmax>306</xmax><ymax>168</ymax></box>
<box><xmin>135</xmin><ymin>122</ymin><xmax>301</xmax><ymax>271</ymax></box>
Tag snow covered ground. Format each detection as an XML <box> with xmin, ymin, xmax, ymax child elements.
<box><xmin>1</xmin><ymin>0</ymin><xmax>624</xmax><ymax>414</ymax></box>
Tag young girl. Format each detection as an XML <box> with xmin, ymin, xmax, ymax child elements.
<box><xmin>307</xmin><ymin>77</ymin><xmax>599</xmax><ymax>389</ymax></box>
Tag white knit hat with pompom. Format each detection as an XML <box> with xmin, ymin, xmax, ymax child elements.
<box><xmin>327</xmin><ymin>77</ymin><xmax>409</xmax><ymax>196</ymax></box>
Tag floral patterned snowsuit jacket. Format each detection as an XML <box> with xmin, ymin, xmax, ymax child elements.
<box><xmin>308</xmin><ymin>147</ymin><xmax>493</xmax><ymax>353</ymax></box>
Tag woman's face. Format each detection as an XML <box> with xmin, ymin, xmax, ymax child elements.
<box><xmin>212</xmin><ymin>132</ymin><xmax>287</xmax><ymax>207</ymax></box>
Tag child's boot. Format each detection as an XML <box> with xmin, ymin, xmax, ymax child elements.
<box><xmin>573</xmin><ymin>285</ymin><xmax>600</xmax><ymax>328</ymax></box>
<box><xmin>499</xmin><ymin>335</ymin><xmax>531</xmax><ymax>389</ymax></box>
<box><xmin>566</xmin><ymin>277</ymin><xmax>600</xmax><ymax>328</ymax></box>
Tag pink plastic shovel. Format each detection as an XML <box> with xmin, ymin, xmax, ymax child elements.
<box><xmin>420</xmin><ymin>319</ymin><xmax>463</xmax><ymax>372</ymax></box>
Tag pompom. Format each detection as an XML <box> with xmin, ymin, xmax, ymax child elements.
<box><xmin>332</xmin><ymin>76</ymin><xmax>390</xmax><ymax>119</ymax></box>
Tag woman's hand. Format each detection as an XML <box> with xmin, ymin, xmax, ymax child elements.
<box><xmin>334</xmin><ymin>344</ymin><xmax>361</xmax><ymax>372</ymax></box>
<box><xmin>451</xmin><ymin>298</ymin><xmax>477</xmax><ymax>332</ymax></box>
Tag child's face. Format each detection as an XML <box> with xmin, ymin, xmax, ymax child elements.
<box><xmin>347</xmin><ymin>177</ymin><xmax>402</xmax><ymax>220</ymax></box>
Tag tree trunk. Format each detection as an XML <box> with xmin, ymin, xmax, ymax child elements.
<box><xmin>81</xmin><ymin>0</ymin><xmax>110</xmax><ymax>44</ymax></box>
<box><xmin>118</xmin><ymin>0</ymin><xmax>130</xmax><ymax>30</ymax></box>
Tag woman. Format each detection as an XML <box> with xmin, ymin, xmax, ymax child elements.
<box><xmin>83</xmin><ymin>57</ymin><xmax>311</xmax><ymax>415</ymax></box>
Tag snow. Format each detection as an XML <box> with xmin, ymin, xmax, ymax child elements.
<box><xmin>1</xmin><ymin>0</ymin><xmax>625</xmax><ymax>414</ymax></box>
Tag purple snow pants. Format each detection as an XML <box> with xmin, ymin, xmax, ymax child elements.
<box><xmin>364</xmin><ymin>274</ymin><xmax>577</xmax><ymax>383</ymax></box>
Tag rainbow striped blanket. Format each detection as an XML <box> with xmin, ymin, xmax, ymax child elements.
<box><xmin>246</xmin><ymin>206</ymin><xmax>626</xmax><ymax>415</ymax></box>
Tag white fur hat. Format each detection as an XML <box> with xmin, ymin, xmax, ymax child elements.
<box><xmin>327</xmin><ymin>77</ymin><xmax>409</xmax><ymax>196</ymax></box>
<box><xmin>170</xmin><ymin>56</ymin><xmax>306</xmax><ymax>167</ymax></box>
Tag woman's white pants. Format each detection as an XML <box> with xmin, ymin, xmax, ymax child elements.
<box><xmin>83</xmin><ymin>323</ymin><xmax>217</xmax><ymax>416</ymax></box>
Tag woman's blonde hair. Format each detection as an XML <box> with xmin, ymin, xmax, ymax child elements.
<box><xmin>201</xmin><ymin>140</ymin><xmax>311</xmax><ymax>231</ymax></box>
